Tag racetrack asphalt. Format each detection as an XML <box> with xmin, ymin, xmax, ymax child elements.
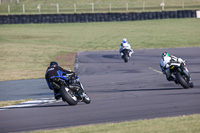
<box><xmin>0</xmin><ymin>47</ymin><xmax>200</xmax><ymax>132</ymax></box>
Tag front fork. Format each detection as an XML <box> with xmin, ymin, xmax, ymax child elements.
<box><xmin>69</xmin><ymin>82</ymin><xmax>85</xmax><ymax>100</ymax></box>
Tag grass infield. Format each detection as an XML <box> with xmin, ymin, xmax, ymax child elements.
<box><xmin>0</xmin><ymin>18</ymin><xmax>200</xmax><ymax>81</ymax></box>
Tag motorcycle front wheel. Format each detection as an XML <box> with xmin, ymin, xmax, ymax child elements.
<box><xmin>176</xmin><ymin>72</ymin><xmax>190</xmax><ymax>89</ymax></box>
<box><xmin>83</xmin><ymin>92</ymin><xmax>91</xmax><ymax>104</ymax></box>
<box><xmin>123</xmin><ymin>53</ymin><xmax>128</xmax><ymax>63</ymax></box>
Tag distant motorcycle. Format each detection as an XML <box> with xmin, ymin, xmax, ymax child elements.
<box><xmin>120</xmin><ymin>49</ymin><xmax>132</xmax><ymax>63</ymax></box>
<box><xmin>169</xmin><ymin>62</ymin><xmax>194</xmax><ymax>89</ymax></box>
<box><xmin>51</xmin><ymin>73</ymin><xmax>91</xmax><ymax>105</ymax></box>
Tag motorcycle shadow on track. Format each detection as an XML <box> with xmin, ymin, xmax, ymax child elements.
<box><xmin>102</xmin><ymin>54</ymin><xmax>134</xmax><ymax>63</ymax></box>
<box><xmin>89</xmin><ymin>87</ymin><xmax>184</xmax><ymax>94</ymax></box>
<box><xmin>102</xmin><ymin>54</ymin><xmax>121</xmax><ymax>60</ymax></box>
<box><xmin>119</xmin><ymin>87</ymin><xmax>185</xmax><ymax>92</ymax></box>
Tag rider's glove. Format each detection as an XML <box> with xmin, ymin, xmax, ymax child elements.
<box><xmin>182</xmin><ymin>60</ymin><xmax>186</xmax><ymax>65</ymax></box>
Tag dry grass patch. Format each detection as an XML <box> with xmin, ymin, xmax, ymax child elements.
<box><xmin>54</xmin><ymin>52</ymin><xmax>77</xmax><ymax>70</ymax></box>
<box><xmin>0</xmin><ymin>99</ymin><xmax>31</xmax><ymax>107</ymax></box>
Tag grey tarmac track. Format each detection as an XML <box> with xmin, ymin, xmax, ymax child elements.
<box><xmin>0</xmin><ymin>79</ymin><xmax>52</xmax><ymax>101</ymax></box>
<box><xmin>0</xmin><ymin>47</ymin><xmax>200</xmax><ymax>132</ymax></box>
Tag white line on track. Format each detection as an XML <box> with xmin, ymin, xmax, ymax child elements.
<box><xmin>148</xmin><ymin>67</ymin><xmax>163</xmax><ymax>74</ymax></box>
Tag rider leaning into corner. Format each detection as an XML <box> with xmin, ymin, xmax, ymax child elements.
<box><xmin>45</xmin><ymin>61</ymin><xmax>74</xmax><ymax>100</ymax></box>
<box><xmin>160</xmin><ymin>52</ymin><xmax>193</xmax><ymax>87</ymax></box>
<box><xmin>119</xmin><ymin>38</ymin><xmax>134</xmax><ymax>57</ymax></box>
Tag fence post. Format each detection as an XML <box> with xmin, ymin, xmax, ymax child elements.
<box><xmin>109</xmin><ymin>3</ymin><xmax>111</xmax><ymax>12</ymax></box>
<box><xmin>160</xmin><ymin>1</ymin><xmax>165</xmax><ymax>11</ymax></box>
<box><xmin>74</xmin><ymin>3</ymin><xmax>76</xmax><ymax>12</ymax></box>
<box><xmin>8</xmin><ymin>5</ymin><xmax>10</xmax><ymax>13</ymax></box>
<box><xmin>182</xmin><ymin>0</ymin><xmax>184</xmax><ymax>9</ymax></box>
<box><xmin>126</xmin><ymin>3</ymin><xmax>128</xmax><ymax>11</ymax></box>
<box><xmin>143</xmin><ymin>2</ymin><xmax>145</xmax><ymax>11</ymax></box>
<box><xmin>37</xmin><ymin>4</ymin><xmax>41</xmax><ymax>13</ymax></box>
<box><xmin>91</xmin><ymin>3</ymin><xmax>94</xmax><ymax>12</ymax></box>
<box><xmin>56</xmin><ymin>3</ymin><xmax>59</xmax><ymax>13</ymax></box>
<box><xmin>23</xmin><ymin>4</ymin><xmax>25</xmax><ymax>13</ymax></box>
<box><xmin>17</xmin><ymin>0</ymin><xmax>19</xmax><ymax>3</ymax></box>
<box><xmin>0</xmin><ymin>0</ymin><xmax>1</xmax><ymax>4</ymax></box>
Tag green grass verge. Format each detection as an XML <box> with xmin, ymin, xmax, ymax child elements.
<box><xmin>24</xmin><ymin>114</ymin><xmax>200</xmax><ymax>133</ymax></box>
<box><xmin>0</xmin><ymin>18</ymin><xmax>200</xmax><ymax>81</ymax></box>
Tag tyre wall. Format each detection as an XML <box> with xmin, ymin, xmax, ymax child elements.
<box><xmin>0</xmin><ymin>10</ymin><xmax>197</xmax><ymax>24</ymax></box>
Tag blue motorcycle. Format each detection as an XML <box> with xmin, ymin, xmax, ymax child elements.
<box><xmin>51</xmin><ymin>73</ymin><xmax>91</xmax><ymax>105</ymax></box>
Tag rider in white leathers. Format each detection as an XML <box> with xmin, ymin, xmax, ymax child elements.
<box><xmin>119</xmin><ymin>38</ymin><xmax>134</xmax><ymax>57</ymax></box>
<box><xmin>160</xmin><ymin>52</ymin><xmax>193</xmax><ymax>86</ymax></box>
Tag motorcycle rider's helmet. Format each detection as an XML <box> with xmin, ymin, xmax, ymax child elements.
<box><xmin>122</xmin><ymin>38</ymin><xmax>127</xmax><ymax>43</ymax></box>
<box><xmin>49</xmin><ymin>61</ymin><xmax>58</xmax><ymax>67</ymax></box>
<box><xmin>162</xmin><ymin>52</ymin><xmax>170</xmax><ymax>57</ymax></box>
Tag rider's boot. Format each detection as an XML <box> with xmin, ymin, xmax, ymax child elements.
<box><xmin>53</xmin><ymin>89</ymin><xmax>61</xmax><ymax>100</ymax></box>
<box><xmin>174</xmin><ymin>80</ymin><xmax>179</xmax><ymax>84</ymax></box>
<box><xmin>165</xmin><ymin>69</ymin><xmax>178</xmax><ymax>84</ymax></box>
<box><xmin>167</xmin><ymin>76</ymin><xmax>178</xmax><ymax>84</ymax></box>
<box><xmin>128</xmin><ymin>52</ymin><xmax>131</xmax><ymax>57</ymax></box>
<box><xmin>189</xmin><ymin>81</ymin><xmax>194</xmax><ymax>88</ymax></box>
<box><xmin>128</xmin><ymin>50</ymin><xmax>132</xmax><ymax>57</ymax></box>
<box><xmin>120</xmin><ymin>52</ymin><xmax>123</xmax><ymax>56</ymax></box>
<box><xmin>129</xmin><ymin>50</ymin><xmax>134</xmax><ymax>57</ymax></box>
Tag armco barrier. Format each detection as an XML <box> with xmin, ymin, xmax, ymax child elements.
<box><xmin>0</xmin><ymin>10</ymin><xmax>197</xmax><ymax>24</ymax></box>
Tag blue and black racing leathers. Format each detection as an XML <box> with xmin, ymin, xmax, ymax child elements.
<box><xmin>45</xmin><ymin>66</ymin><xmax>74</xmax><ymax>90</ymax></box>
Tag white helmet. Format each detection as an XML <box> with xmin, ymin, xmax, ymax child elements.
<box><xmin>122</xmin><ymin>38</ymin><xmax>127</xmax><ymax>43</ymax></box>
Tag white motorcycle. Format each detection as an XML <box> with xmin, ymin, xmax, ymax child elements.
<box><xmin>168</xmin><ymin>62</ymin><xmax>194</xmax><ymax>89</ymax></box>
<box><xmin>120</xmin><ymin>47</ymin><xmax>133</xmax><ymax>63</ymax></box>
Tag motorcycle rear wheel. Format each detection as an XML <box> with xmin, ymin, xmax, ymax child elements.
<box><xmin>60</xmin><ymin>86</ymin><xmax>78</xmax><ymax>105</ymax></box>
<box><xmin>176</xmin><ymin>72</ymin><xmax>190</xmax><ymax>89</ymax></box>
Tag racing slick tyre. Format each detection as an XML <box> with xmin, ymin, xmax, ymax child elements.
<box><xmin>124</xmin><ymin>53</ymin><xmax>128</xmax><ymax>63</ymax></box>
<box><xmin>60</xmin><ymin>86</ymin><xmax>78</xmax><ymax>105</ymax></box>
<box><xmin>176</xmin><ymin>72</ymin><xmax>190</xmax><ymax>89</ymax></box>
<box><xmin>83</xmin><ymin>92</ymin><xmax>91</xmax><ymax>104</ymax></box>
